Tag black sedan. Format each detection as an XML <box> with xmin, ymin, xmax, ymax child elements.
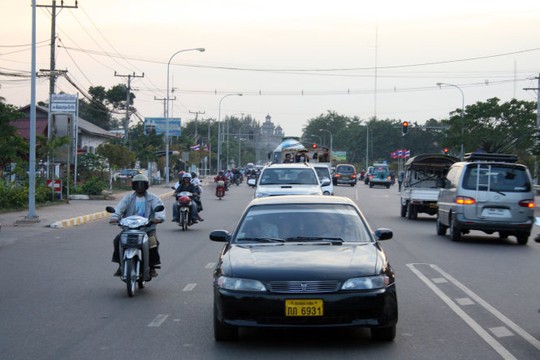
<box><xmin>209</xmin><ymin>195</ymin><xmax>398</xmax><ymax>341</ymax></box>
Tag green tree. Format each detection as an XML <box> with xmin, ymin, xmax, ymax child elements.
<box><xmin>442</xmin><ymin>97</ymin><xmax>536</xmax><ymax>156</ymax></box>
<box><xmin>0</xmin><ymin>102</ymin><xmax>27</xmax><ymax>166</ymax></box>
<box><xmin>96</xmin><ymin>143</ymin><xmax>135</xmax><ymax>171</ymax></box>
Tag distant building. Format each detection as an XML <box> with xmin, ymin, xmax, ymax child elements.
<box><xmin>259</xmin><ymin>114</ymin><xmax>284</xmax><ymax>161</ymax></box>
<box><xmin>12</xmin><ymin>105</ymin><xmax>118</xmax><ymax>157</ymax></box>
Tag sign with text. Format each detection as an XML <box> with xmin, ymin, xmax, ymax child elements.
<box><xmin>51</xmin><ymin>93</ymin><xmax>77</xmax><ymax>114</ymax></box>
<box><xmin>144</xmin><ymin>117</ymin><xmax>182</xmax><ymax>136</ymax></box>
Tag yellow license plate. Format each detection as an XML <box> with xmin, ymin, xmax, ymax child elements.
<box><xmin>285</xmin><ymin>299</ymin><xmax>324</xmax><ymax>317</ymax></box>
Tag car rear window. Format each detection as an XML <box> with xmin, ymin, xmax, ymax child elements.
<box><xmin>337</xmin><ymin>166</ymin><xmax>354</xmax><ymax>174</ymax></box>
<box><xmin>462</xmin><ymin>165</ymin><xmax>531</xmax><ymax>192</ymax></box>
<box><xmin>260</xmin><ymin>168</ymin><xmax>318</xmax><ymax>185</ymax></box>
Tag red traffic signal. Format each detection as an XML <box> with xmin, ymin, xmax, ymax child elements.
<box><xmin>443</xmin><ymin>147</ymin><xmax>449</xmax><ymax>154</ymax></box>
<box><xmin>402</xmin><ymin>121</ymin><xmax>409</xmax><ymax>134</ymax></box>
<box><xmin>312</xmin><ymin>143</ymin><xmax>318</xmax><ymax>149</ymax></box>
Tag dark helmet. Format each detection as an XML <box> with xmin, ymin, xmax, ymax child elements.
<box><xmin>191</xmin><ymin>172</ymin><xmax>197</xmax><ymax>178</ymax></box>
<box><xmin>131</xmin><ymin>174</ymin><xmax>149</xmax><ymax>192</ymax></box>
<box><xmin>218</xmin><ymin>170</ymin><xmax>224</xmax><ymax>175</ymax></box>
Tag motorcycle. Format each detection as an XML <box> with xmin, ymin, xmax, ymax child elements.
<box><xmin>175</xmin><ymin>191</ymin><xmax>195</xmax><ymax>230</ymax></box>
<box><xmin>216</xmin><ymin>180</ymin><xmax>226</xmax><ymax>200</ymax></box>
<box><xmin>106</xmin><ymin>204</ymin><xmax>164</xmax><ymax>297</ymax></box>
<box><xmin>247</xmin><ymin>173</ymin><xmax>258</xmax><ymax>188</ymax></box>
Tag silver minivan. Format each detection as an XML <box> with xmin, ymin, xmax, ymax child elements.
<box><xmin>436</xmin><ymin>153</ymin><xmax>535</xmax><ymax>245</ymax></box>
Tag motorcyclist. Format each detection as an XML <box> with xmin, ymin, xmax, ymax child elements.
<box><xmin>172</xmin><ymin>173</ymin><xmax>203</xmax><ymax>224</ymax></box>
<box><xmin>190</xmin><ymin>172</ymin><xmax>203</xmax><ymax>211</ymax></box>
<box><xmin>109</xmin><ymin>174</ymin><xmax>165</xmax><ymax>277</ymax></box>
<box><xmin>214</xmin><ymin>170</ymin><xmax>229</xmax><ymax>191</ymax></box>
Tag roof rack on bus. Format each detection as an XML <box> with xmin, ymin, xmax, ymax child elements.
<box><xmin>463</xmin><ymin>153</ymin><xmax>518</xmax><ymax>163</ymax></box>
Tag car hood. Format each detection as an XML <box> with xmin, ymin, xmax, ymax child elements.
<box><xmin>221</xmin><ymin>243</ymin><xmax>383</xmax><ymax>280</ymax></box>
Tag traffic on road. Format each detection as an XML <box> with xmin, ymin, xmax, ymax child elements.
<box><xmin>0</xmin><ymin>176</ymin><xmax>538</xmax><ymax>359</ymax></box>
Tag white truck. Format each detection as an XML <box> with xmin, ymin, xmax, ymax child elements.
<box><xmin>400</xmin><ymin>154</ymin><xmax>459</xmax><ymax>220</ymax></box>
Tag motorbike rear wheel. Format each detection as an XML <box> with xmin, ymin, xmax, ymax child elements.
<box><xmin>125</xmin><ymin>258</ymin><xmax>138</xmax><ymax>297</ymax></box>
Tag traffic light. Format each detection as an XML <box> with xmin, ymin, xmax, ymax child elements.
<box><xmin>443</xmin><ymin>147</ymin><xmax>449</xmax><ymax>154</ymax></box>
<box><xmin>402</xmin><ymin>121</ymin><xmax>409</xmax><ymax>135</ymax></box>
<box><xmin>312</xmin><ymin>143</ymin><xmax>318</xmax><ymax>149</ymax></box>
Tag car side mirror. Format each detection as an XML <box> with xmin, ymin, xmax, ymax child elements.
<box><xmin>209</xmin><ymin>230</ymin><xmax>231</xmax><ymax>242</ymax></box>
<box><xmin>320</xmin><ymin>178</ymin><xmax>331</xmax><ymax>187</ymax></box>
<box><xmin>374</xmin><ymin>228</ymin><xmax>393</xmax><ymax>241</ymax></box>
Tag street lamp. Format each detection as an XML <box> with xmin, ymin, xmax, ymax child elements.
<box><xmin>165</xmin><ymin>47</ymin><xmax>205</xmax><ymax>185</ymax></box>
<box><xmin>217</xmin><ymin>93</ymin><xmax>242</xmax><ymax>171</ymax></box>
<box><xmin>436</xmin><ymin>82</ymin><xmax>465</xmax><ymax>160</ymax></box>
<box><xmin>319</xmin><ymin>129</ymin><xmax>333</xmax><ymax>159</ymax></box>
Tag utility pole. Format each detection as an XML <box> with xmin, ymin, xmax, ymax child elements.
<box><xmin>154</xmin><ymin>96</ymin><xmax>167</xmax><ymax>118</ymax></box>
<box><xmin>36</xmin><ymin>0</ymin><xmax>77</xmax><ymax>180</ymax></box>
<box><xmin>114</xmin><ymin>71</ymin><xmax>144</xmax><ymax>144</ymax></box>
<box><xmin>189</xmin><ymin>110</ymin><xmax>205</xmax><ymax>140</ymax></box>
<box><xmin>524</xmin><ymin>74</ymin><xmax>540</xmax><ymax>183</ymax></box>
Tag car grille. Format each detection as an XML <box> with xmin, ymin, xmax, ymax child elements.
<box><xmin>268</xmin><ymin>280</ymin><xmax>340</xmax><ymax>293</ymax></box>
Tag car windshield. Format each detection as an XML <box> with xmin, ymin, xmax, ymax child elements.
<box><xmin>259</xmin><ymin>168</ymin><xmax>318</xmax><ymax>185</ymax></box>
<box><xmin>234</xmin><ymin>204</ymin><xmax>372</xmax><ymax>243</ymax></box>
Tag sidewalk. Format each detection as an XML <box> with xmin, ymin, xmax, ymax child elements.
<box><xmin>0</xmin><ymin>185</ymin><xmax>175</xmax><ymax>229</ymax></box>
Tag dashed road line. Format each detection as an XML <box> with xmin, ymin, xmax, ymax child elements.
<box><xmin>407</xmin><ymin>263</ymin><xmax>540</xmax><ymax>359</ymax></box>
<box><xmin>182</xmin><ymin>283</ymin><xmax>197</xmax><ymax>291</ymax></box>
<box><xmin>148</xmin><ymin>314</ymin><xmax>169</xmax><ymax>327</ymax></box>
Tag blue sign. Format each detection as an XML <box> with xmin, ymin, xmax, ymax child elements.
<box><xmin>144</xmin><ymin>117</ymin><xmax>182</xmax><ymax>136</ymax></box>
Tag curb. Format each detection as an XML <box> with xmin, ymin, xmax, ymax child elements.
<box><xmin>49</xmin><ymin>211</ymin><xmax>108</xmax><ymax>229</ymax></box>
<box><xmin>48</xmin><ymin>191</ymin><xmax>174</xmax><ymax>229</ymax></box>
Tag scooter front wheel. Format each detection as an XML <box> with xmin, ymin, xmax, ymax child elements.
<box><xmin>125</xmin><ymin>258</ymin><xmax>138</xmax><ymax>297</ymax></box>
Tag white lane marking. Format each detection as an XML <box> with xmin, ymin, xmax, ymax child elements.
<box><xmin>428</xmin><ymin>263</ymin><xmax>540</xmax><ymax>351</ymax></box>
<box><xmin>148</xmin><ymin>314</ymin><xmax>169</xmax><ymax>327</ymax></box>
<box><xmin>407</xmin><ymin>263</ymin><xmax>517</xmax><ymax>360</ymax></box>
<box><xmin>490</xmin><ymin>327</ymin><xmax>514</xmax><ymax>338</ymax></box>
<box><xmin>456</xmin><ymin>298</ymin><xmax>475</xmax><ymax>306</ymax></box>
<box><xmin>432</xmin><ymin>277</ymin><xmax>448</xmax><ymax>284</ymax></box>
<box><xmin>205</xmin><ymin>262</ymin><xmax>216</xmax><ymax>269</ymax></box>
<box><xmin>182</xmin><ymin>283</ymin><xmax>197</xmax><ymax>291</ymax></box>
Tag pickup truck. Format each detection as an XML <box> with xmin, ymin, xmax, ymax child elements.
<box><xmin>400</xmin><ymin>154</ymin><xmax>459</xmax><ymax>220</ymax></box>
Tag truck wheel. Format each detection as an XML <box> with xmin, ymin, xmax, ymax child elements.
<box><xmin>407</xmin><ymin>203</ymin><xmax>417</xmax><ymax>220</ymax></box>
<box><xmin>400</xmin><ymin>202</ymin><xmax>407</xmax><ymax>218</ymax></box>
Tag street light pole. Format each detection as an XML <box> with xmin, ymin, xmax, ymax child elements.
<box><xmin>437</xmin><ymin>82</ymin><xmax>465</xmax><ymax>160</ymax></box>
<box><xmin>217</xmin><ymin>93</ymin><xmax>242</xmax><ymax>171</ymax></box>
<box><xmin>238</xmin><ymin>123</ymin><xmax>250</xmax><ymax>167</ymax></box>
<box><xmin>165</xmin><ymin>47</ymin><xmax>205</xmax><ymax>185</ymax></box>
<box><xmin>319</xmin><ymin>129</ymin><xmax>333</xmax><ymax>160</ymax></box>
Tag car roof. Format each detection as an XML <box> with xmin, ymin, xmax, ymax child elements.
<box><xmin>248</xmin><ymin>194</ymin><xmax>356</xmax><ymax>207</ymax></box>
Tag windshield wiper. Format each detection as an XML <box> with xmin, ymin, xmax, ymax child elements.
<box><xmin>285</xmin><ymin>236</ymin><xmax>344</xmax><ymax>244</ymax></box>
<box><xmin>236</xmin><ymin>237</ymin><xmax>286</xmax><ymax>243</ymax></box>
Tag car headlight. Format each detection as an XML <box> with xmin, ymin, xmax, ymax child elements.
<box><xmin>216</xmin><ymin>276</ymin><xmax>267</xmax><ymax>291</ymax></box>
<box><xmin>341</xmin><ymin>275</ymin><xmax>389</xmax><ymax>290</ymax></box>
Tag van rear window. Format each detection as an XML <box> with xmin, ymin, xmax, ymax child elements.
<box><xmin>462</xmin><ymin>165</ymin><xmax>530</xmax><ymax>192</ymax></box>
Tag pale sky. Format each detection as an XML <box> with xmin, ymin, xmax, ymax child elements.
<box><xmin>2</xmin><ymin>0</ymin><xmax>540</xmax><ymax>136</ymax></box>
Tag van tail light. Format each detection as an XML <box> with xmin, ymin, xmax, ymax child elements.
<box><xmin>334</xmin><ymin>173</ymin><xmax>341</xmax><ymax>178</ymax></box>
<box><xmin>519</xmin><ymin>199</ymin><xmax>535</xmax><ymax>208</ymax></box>
<box><xmin>352</xmin><ymin>173</ymin><xmax>357</xmax><ymax>179</ymax></box>
<box><xmin>456</xmin><ymin>196</ymin><xmax>475</xmax><ymax>205</ymax></box>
